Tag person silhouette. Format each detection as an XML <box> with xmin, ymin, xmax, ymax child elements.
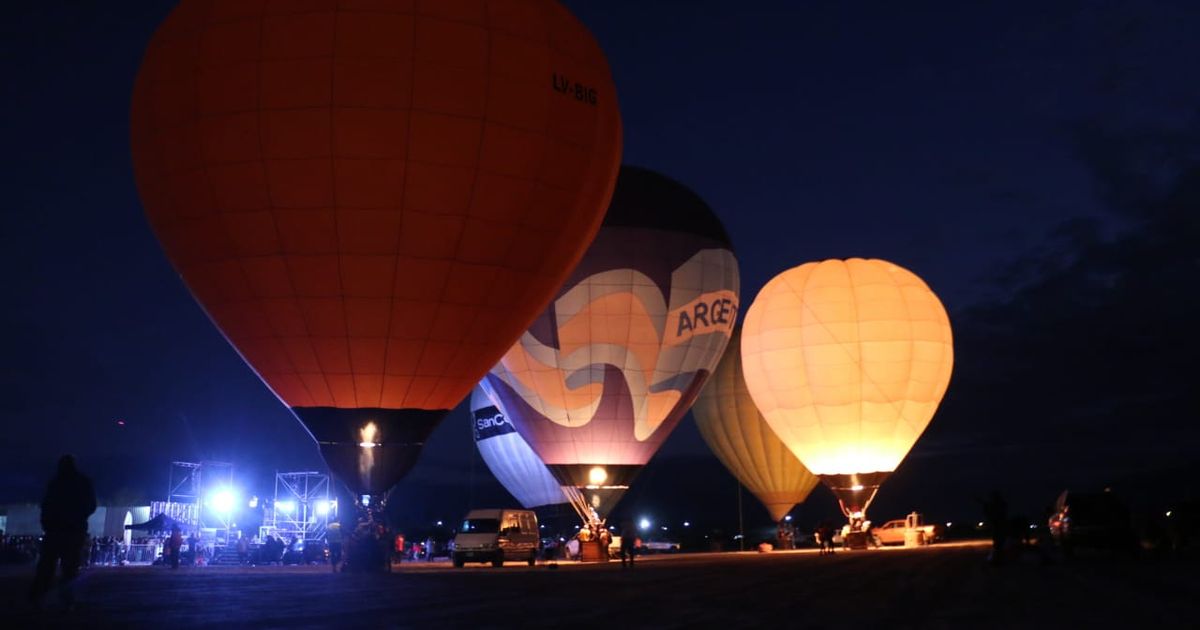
<box><xmin>168</xmin><ymin>525</ymin><xmax>183</xmax><ymax>568</ymax></box>
<box><xmin>29</xmin><ymin>455</ymin><xmax>96</xmax><ymax>610</ymax></box>
<box><xmin>619</xmin><ymin>519</ymin><xmax>638</xmax><ymax>568</ymax></box>
<box><xmin>982</xmin><ymin>490</ymin><xmax>1009</xmax><ymax>566</ymax></box>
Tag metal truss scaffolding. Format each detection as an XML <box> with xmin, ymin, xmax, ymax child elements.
<box><xmin>269</xmin><ymin>471</ymin><xmax>333</xmax><ymax>542</ymax></box>
<box><xmin>154</xmin><ymin>461</ymin><xmax>234</xmax><ymax>542</ymax></box>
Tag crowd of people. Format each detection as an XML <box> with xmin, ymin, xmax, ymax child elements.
<box><xmin>321</xmin><ymin>511</ymin><xmax>448</xmax><ymax>572</ymax></box>
<box><xmin>2</xmin><ymin>531</ymin><xmax>175</xmax><ymax>567</ymax></box>
<box><xmin>157</xmin><ymin>529</ymin><xmax>320</xmax><ymax>568</ymax></box>
<box><xmin>336</xmin><ymin>512</ymin><xmax>392</xmax><ymax>572</ymax></box>
<box><xmin>776</xmin><ymin>521</ymin><xmax>797</xmax><ymax>549</ymax></box>
<box><xmin>162</xmin><ymin>527</ymin><xmax>212</xmax><ymax>568</ymax></box>
<box><xmin>3</xmin><ymin>531</ymin><xmax>183</xmax><ymax>568</ymax></box>
<box><xmin>8</xmin><ymin>523</ymin><xmax>332</xmax><ymax>573</ymax></box>
<box><xmin>88</xmin><ymin>536</ymin><xmax>125</xmax><ymax>566</ymax></box>
<box><xmin>1</xmin><ymin>532</ymin><xmax>40</xmax><ymax>564</ymax></box>
<box><xmin>389</xmin><ymin>532</ymin><xmax>440</xmax><ymax>563</ymax></box>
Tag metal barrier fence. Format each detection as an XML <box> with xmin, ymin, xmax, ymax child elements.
<box><xmin>124</xmin><ymin>543</ymin><xmax>161</xmax><ymax>565</ymax></box>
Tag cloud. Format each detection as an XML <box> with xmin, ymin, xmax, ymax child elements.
<box><xmin>928</xmin><ymin>121</ymin><xmax>1200</xmax><ymax>485</ymax></box>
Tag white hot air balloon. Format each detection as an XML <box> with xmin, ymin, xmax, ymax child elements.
<box><xmin>741</xmin><ymin>258</ymin><xmax>954</xmax><ymax>523</ymax></box>
<box><xmin>470</xmin><ymin>385</ymin><xmax>566</xmax><ymax>509</ymax></box>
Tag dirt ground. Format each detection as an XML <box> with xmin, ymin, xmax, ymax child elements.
<box><xmin>2</xmin><ymin>541</ymin><xmax>1196</xmax><ymax>628</ymax></box>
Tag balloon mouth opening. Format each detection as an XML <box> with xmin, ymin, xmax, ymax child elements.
<box><xmin>582</xmin><ymin>465</ymin><xmax>630</xmax><ymax>489</ymax></box>
<box><xmin>358</xmin><ymin>421</ymin><xmax>380</xmax><ymax>448</ymax></box>
<box><xmin>588</xmin><ymin>466</ymin><xmax>608</xmax><ymax>485</ymax></box>
<box><xmin>548</xmin><ymin>464</ymin><xmax>643</xmax><ymax>526</ymax></box>
<box><xmin>819</xmin><ymin>472</ymin><xmax>890</xmax><ymax>520</ymax></box>
<box><xmin>294</xmin><ymin>406</ymin><xmax>447</xmax><ymax>496</ymax></box>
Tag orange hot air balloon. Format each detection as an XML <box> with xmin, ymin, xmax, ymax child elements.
<box><xmin>130</xmin><ymin>1</ymin><xmax>622</xmax><ymax>497</ymax></box>
<box><xmin>693</xmin><ymin>328</ymin><xmax>818</xmax><ymax>523</ymax></box>
<box><xmin>740</xmin><ymin>259</ymin><xmax>953</xmax><ymax>522</ymax></box>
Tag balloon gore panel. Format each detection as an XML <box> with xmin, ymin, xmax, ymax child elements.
<box><xmin>469</xmin><ymin>385</ymin><xmax>565</xmax><ymax>509</ymax></box>
<box><xmin>131</xmin><ymin>0</ymin><xmax>622</xmax><ymax>414</ymax></box>
<box><xmin>485</xmin><ymin>167</ymin><xmax>740</xmax><ymax>516</ymax></box>
<box><xmin>740</xmin><ymin>258</ymin><xmax>954</xmax><ymax>478</ymax></box>
<box><xmin>693</xmin><ymin>328</ymin><xmax>818</xmax><ymax>522</ymax></box>
<box><xmin>131</xmin><ymin>1</ymin><xmax>623</xmax><ymax>495</ymax></box>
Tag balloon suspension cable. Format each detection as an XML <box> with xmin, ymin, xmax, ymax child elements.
<box><xmin>562</xmin><ymin>486</ymin><xmax>602</xmax><ymax>530</ymax></box>
<box><xmin>837</xmin><ymin>491</ymin><xmax>879</xmax><ymax>522</ymax></box>
<box><xmin>819</xmin><ymin>472</ymin><xmax>889</xmax><ymax>527</ymax></box>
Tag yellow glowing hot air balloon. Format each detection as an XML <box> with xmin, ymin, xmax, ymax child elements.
<box><xmin>740</xmin><ymin>258</ymin><xmax>953</xmax><ymax>521</ymax></box>
<box><xmin>693</xmin><ymin>328</ymin><xmax>818</xmax><ymax>523</ymax></box>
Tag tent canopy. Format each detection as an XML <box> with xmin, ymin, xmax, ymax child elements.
<box><xmin>125</xmin><ymin>512</ymin><xmax>181</xmax><ymax>532</ymax></box>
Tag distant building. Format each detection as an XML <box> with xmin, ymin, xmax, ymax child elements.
<box><xmin>0</xmin><ymin>504</ymin><xmax>40</xmax><ymax>536</ymax></box>
<box><xmin>1</xmin><ymin>504</ymin><xmax>151</xmax><ymax>544</ymax></box>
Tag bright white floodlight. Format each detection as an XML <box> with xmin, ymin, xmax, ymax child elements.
<box><xmin>276</xmin><ymin>500</ymin><xmax>296</xmax><ymax>514</ymax></box>
<box><xmin>315</xmin><ymin>500</ymin><xmax>330</xmax><ymax>516</ymax></box>
<box><xmin>209</xmin><ymin>489</ymin><xmax>236</xmax><ymax>515</ymax></box>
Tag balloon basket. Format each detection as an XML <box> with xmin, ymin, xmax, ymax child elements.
<box><xmin>580</xmin><ymin>541</ymin><xmax>609</xmax><ymax>563</ymax></box>
<box><xmin>844</xmin><ymin>531</ymin><xmax>871</xmax><ymax>550</ymax></box>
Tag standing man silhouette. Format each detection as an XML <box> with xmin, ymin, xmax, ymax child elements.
<box><xmin>29</xmin><ymin>455</ymin><xmax>96</xmax><ymax>609</ymax></box>
<box><xmin>619</xmin><ymin>519</ymin><xmax>638</xmax><ymax>569</ymax></box>
<box><xmin>983</xmin><ymin>490</ymin><xmax>1009</xmax><ymax>566</ymax></box>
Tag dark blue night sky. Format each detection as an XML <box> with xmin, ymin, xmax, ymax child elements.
<box><xmin>3</xmin><ymin>1</ymin><xmax>1197</xmax><ymax>531</ymax></box>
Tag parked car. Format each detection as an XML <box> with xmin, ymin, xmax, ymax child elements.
<box><xmin>870</xmin><ymin>520</ymin><xmax>943</xmax><ymax>545</ymax></box>
<box><xmin>1048</xmin><ymin>490</ymin><xmax>1136</xmax><ymax>555</ymax></box>
<box><xmin>452</xmin><ymin>509</ymin><xmax>539</xmax><ymax>567</ymax></box>
<box><xmin>641</xmin><ymin>540</ymin><xmax>680</xmax><ymax>553</ymax></box>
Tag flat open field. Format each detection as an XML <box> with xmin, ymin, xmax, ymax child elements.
<box><xmin>3</xmin><ymin>542</ymin><xmax>1196</xmax><ymax>628</ymax></box>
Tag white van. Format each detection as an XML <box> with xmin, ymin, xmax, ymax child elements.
<box><xmin>452</xmin><ymin>509</ymin><xmax>539</xmax><ymax>567</ymax></box>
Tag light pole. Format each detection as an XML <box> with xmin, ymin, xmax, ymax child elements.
<box><xmin>737</xmin><ymin>481</ymin><xmax>744</xmax><ymax>552</ymax></box>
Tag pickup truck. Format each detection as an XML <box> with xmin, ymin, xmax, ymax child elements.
<box><xmin>870</xmin><ymin>520</ymin><xmax>942</xmax><ymax>545</ymax></box>
<box><xmin>604</xmin><ymin>536</ymin><xmax>679</xmax><ymax>558</ymax></box>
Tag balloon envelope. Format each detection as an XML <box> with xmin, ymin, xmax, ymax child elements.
<box><xmin>484</xmin><ymin>166</ymin><xmax>739</xmax><ymax>518</ymax></box>
<box><xmin>469</xmin><ymin>386</ymin><xmax>566</xmax><ymax>509</ymax></box>
<box><xmin>693</xmin><ymin>328</ymin><xmax>818</xmax><ymax>523</ymax></box>
<box><xmin>131</xmin><ymin>1</ymin><xmax>622</xmax><ymax>495</ymax></box>
<box><xmin>740</xmin><ymin>258</ymin><xmax>953</xmax><ymax>516</ymax></box>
